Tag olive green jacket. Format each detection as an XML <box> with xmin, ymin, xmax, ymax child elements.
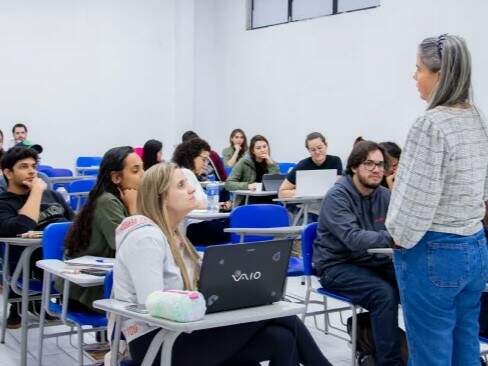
<box><xmin>222</xmin><ymin>146</ymin><xmax>245</xmax><ymax>167</ymax></box>
<box><xmin>225</xmin><ymin>156</ymin><xmax>280</xmax><ymax>205</ymax></box>
<box><xmin>65</xmin><ymin>192</ymin><xmax>128</xmax><ymax>310</ymax></box>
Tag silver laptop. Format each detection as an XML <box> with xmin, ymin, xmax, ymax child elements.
<box><xmin>295</xmin><ymin>169</ymin><xmax>337</xmax><ymax>197</ymax></box>
<box><xmin>262</xmin><ymin>173</ymin><xmax>286</xmax><ymax>192</ymax></box>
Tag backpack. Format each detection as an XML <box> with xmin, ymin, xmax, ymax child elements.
<box><xmin>347</xmin><ymin>312</ymin><xmax>409</xmax><ymax>365</ymax></box>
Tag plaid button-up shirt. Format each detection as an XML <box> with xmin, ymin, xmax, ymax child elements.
<box><xmin>386</xmin><ymin>105</ymin><xmax>488</xmax><ymax>248</ymax></box>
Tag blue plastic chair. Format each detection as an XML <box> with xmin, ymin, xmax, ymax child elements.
<box><xmin>224</xmin><ymin>166</ymin><xmax>233</xmax><ymax>177</ymax></box>
<box><xmin>278</xmin><ymin>162</ymin><xmax>296</xmax><ymax>174</ymax></box>
<box><xmin>229</xmin><ymin>204</ymin><xmax>289</xmax><ymax>243</ymax></box>
<box><xmin>38</xmin><ymin>167</ymin><xmax>55</xmax><ymax>176</ymax></box>
<box><xmin>301</xmin><ymin>222</ymin><xmax>359</xmax><ymax>366</ymax></box>
<box><xmin>76</xmin><ymin>156</ymin><xmax>102</xmax><ymax>176</ymax></box>
<box><xmin>229</xmin><ymin>204</ymin><xmax>304</xmax><ymax>277</ymax></box>
<box><xmin>38</xmin><ymin>164</ymin><xmax>53</xmax><ymax>170</ymax></box>
<box><xmin>67</xmin><ymin>179</ymin><xmax>96</xmax><ymax>211</ymax></box>
<box><xmin>38</xmin><ymin>222</ymin><xmax>108</xmax><ymax>366</ymax></box>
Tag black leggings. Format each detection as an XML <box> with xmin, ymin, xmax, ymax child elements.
<box><xmin>129</xmin><ymin>315</ymin><xmax>332</xmax><ymax>366</ymax></box>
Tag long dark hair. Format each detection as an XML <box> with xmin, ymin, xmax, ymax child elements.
<box><xmin>249</xmin><ymin>135</ymin><xmax>270</xmax><ymax>161</ymax></box>
<box><xmin>65</xmin><ymin>146</ymin><xmax>134</xmax><ymax>256</ymax></box>
<box><xmin>142</xmin><ymin>139</ymin><xmax>163</xmax><ymax>170</ymax></box>
<box><xmin>0</xmin><ymin>129</ymin><xmax>4</xmax><ymax>165</ymax></box>
<box><xmin>228</xmin><ymin>129</ymin><xmax>248</xmax><ymax>161</ymax></box>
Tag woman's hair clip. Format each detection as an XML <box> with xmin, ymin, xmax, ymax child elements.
<box><xmin>437</xmin><ymin>33</ymin><xmax>448</xmax><ymax>59</ymax></box>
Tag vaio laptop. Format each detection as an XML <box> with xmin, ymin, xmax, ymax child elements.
<box><xmin>262</xmin><ymin>173</ymin><xmax>286</xmax><ymax>192</ymax></box>
<box><xmin>198</xmin><ymin>239</ymin><xmax>292</xmax><ymax>313</ymax></box>
<box><xmin>295</xmin><ymin>169</ymin><xmax>337</xmax><ymax>197</ymax></box>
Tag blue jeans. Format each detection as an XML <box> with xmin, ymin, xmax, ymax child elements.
<box><xmin>393</xmin><ymin>229</ymin><xmax>488</xmax><ymax>366</ymax></box>
<box><xmin>319</xmin><ymin>261</ymin><xmax>403</xmax><ymax>366</ymax></box>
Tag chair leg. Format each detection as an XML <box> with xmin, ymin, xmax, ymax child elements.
<box><xmin>37</xmin><ymin>270</ymin><xmax>51</xmax><ymax>366</ymax></box>
<box><xmin>77</xmin><ymin>325</ymin><xmax>84</xmax><ymax>366</ymax></box>
<box><xmin>301</xmin><ymin>284</ymin><xmax>312</xmax><ymax>322</ymax></box>
<box><xmin>323</xmin><ymin>296</ymin><xmax>330</xmax><ymax>334</ymax></box>
<box><xmin>1</xmin><ymin>244</ymin><xmax>10</xmax><ymax>344</ymax></box>
<box><xmin>350</xmin><ymin>305</ymin><xmax>358</xmax><ymax>366</ymax></box>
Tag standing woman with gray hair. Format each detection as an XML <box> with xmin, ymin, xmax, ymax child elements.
<box><xmin>386</xmin><ymin>35</ymin><xmax>488</xmax><ymax>365</ymax></box>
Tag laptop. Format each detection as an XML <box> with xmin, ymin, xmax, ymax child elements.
<box><xmin>262</xmin><ymin>173</ymin><xmax>286</xmax><ymax>192</ymax></box>
<box><xmin>295</xmin><ymin>169</ymin><xmax>337</xmax><ymax>197</ymax></box>
<box><xmin>198</xmin><ymin>239</ymin><xmax>292</xmax><ymax>313</ymax></box>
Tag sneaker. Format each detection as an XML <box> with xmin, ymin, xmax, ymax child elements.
<box><xmin>7</xmin><ymin>309</ymin><xmax>21</xmax><ymax>329</ymax></box>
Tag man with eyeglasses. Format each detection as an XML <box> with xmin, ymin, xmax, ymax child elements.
<box><xmin>313</xmin><ymin>140</ymin><xmax>403</xmax><ymax>366</ymax></box>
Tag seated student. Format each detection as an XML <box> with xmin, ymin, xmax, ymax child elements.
<box><xmin>313</xmin><ymin>141</ymin><xmax>403</xmax><ymax>366</ymax></box>
<box><xmin>225</xmin><ymin>134</ymin><xmax>280</xmax><ymax>205</ymax></box>
<box><xmin>378</xmin><ymin>141</ymin><xmax>401</xmax><ymax>191</ymax></box>
<box><xmin>142</xmin><ymin>139</ymin><xmax>163</xmax><ymax>171</ymax></box>
<box><xmin>113</xmin><ymin>162</ymin><xmax>333</xmax><ymax>366</ymax></box>
<box><xmin>279</xmin><ymin>132</ymin><xmax>343</xmax><ymax>198</ymax></box>
<box><xmin>181</xmin><ymin>130</ymin><xmax>227</xmax><ymax>181</ymax></box>
<box><xmin>172</xmin><ymin>138</ymin><xmax>230</xmax><ymax>245</ymax></box>
<box><xmin>63</xmin><ymin>146</ymin><xmax>143</xmax><ymax>312</ymax></box>
<box><xmin>222</xmin><ymin>128</ymin><xmax>248</xmax><ymax>168</ymax></box>
<box><xmin>0</xmin><ymin>147</ymin><xmax>74</xmax><ymax>328</ymax></box>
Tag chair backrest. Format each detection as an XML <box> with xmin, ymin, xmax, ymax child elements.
<box><xmin>67</xmin><ymin>179</ymin><xmax>96</xmax><ymax>211</ymax></box>
<box><xmin>224</xmin><ymin>166</ymin><xmax>232</xmax><ymax>177</ymax></box>
<box><xmin>42</xmin><ymin>222</ymin><xmax>72</xmax><ymax>260</ymax></box>
<box><xmin>50</xmin><ymin>168</ymin><xmax>73</xmax><ymax>177</ymax></box>
<box><xmin>38</xmin><ymin>164</ymin><xmax>53</xmax><ymax>170</ymax></box>
<box><xmin>278</xmin><ymin>162</ymin><xmax>296</xmax><ymax>174</ymax></box>
<box><xmin>38</xmin><ymin>167</ymin><xmax>55</xmax><ymax>177</ymax></box>
<box><xmin>103</xmin><ymin>270</ymin><xmax>113</xmax><ymax>299</ymax></box>
<box><xmin>75</xmin><ymin>156</ymin><xmax>103</xmax><ymax>168</ymax></box>
<box><xmin>229</xmin><ymin>204</ymin><xmax>289</xmax><ymax>243</ymax></box>
<box><xmin>301</xmin><ymin>222</ymin><xmax>318</xmax><ymax>276</ymax></box>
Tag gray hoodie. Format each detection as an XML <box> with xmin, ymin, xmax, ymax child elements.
<box><xmin>313</xmin><ymin>175</ymin><xmax>392</xmax><ymax>276</ymax></box>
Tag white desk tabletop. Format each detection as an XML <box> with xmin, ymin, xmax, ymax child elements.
<box><xmin>48</xmin><ymin>176</ymin><xmax>94</xmax><ymax>183</ymax></box>
<box><xmin>273</xmin><ymin>195</ymin><xmax>324</xmax><ymax>204</ymax></box>
<box><xmin>367</xmin><ymin>248</ymin><xmax>393</xmax><ymax>255</ymax></box>
<box><xmin>232</xmin><ymin>190</ymin><xmax>278</xmax><ymax>197</ymax></box>
<box><xmin>0</xmin><ymin>237</ymin><xmax>42</xmax><ymax>246</ymax></box>
<box><xmin>93</xmin><ymin>299</ymin><xmax>305</xmax><ymax>333</ymax></box>
<box><xmin>36</xmin><ymin>259</ymin><xmax>106</xmax><ymax>287</ymax></box>
<box><xmin>200</xmin><ymin>181</ymin><xmax>225</xmax><ymax>188</ymax></box>
<box><xmin>224</xmin><ymin>226</ymin><xmax>304</xmax><ymax>235</ymax></box>
<box><xmin>186</xmin><ymin>210</ymin><xmax>231</xmax><ymax>220</ymax></box>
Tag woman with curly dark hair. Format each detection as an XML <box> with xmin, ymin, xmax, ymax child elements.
<box><xmin>63</xmin><ymin>146</ymin><xmax>144</xmax><ymax>311</ymax></box>
<box><xmin>172</xmin><ymin>138</ymin><xmax>230</xmax><ymax>246</ymax></box>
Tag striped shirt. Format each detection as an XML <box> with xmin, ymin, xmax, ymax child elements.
<box><xmin>386</xmin><ymin>105</ymin><xmax>488</xmax><ymax>248</ymax></box>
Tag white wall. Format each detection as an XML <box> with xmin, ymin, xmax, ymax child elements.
<box><xmin>1</xmin><ymin>0</ymin><xmax>487</xmax><ymax>169</ymax></box>
<box><xmin>0</xmin><ymin>0</ymin><xmax>194</xmax><ymax>169</ymax></box>
<box><xmin>193</xmin><ymin>0</ymin><xmax>488</xmax><ymax>164</ymax></box>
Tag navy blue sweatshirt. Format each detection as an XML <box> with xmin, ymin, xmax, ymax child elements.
<box><xmin>313</xmin><ymin>175</ymin><xmax>392</xmax><ymax>276</ymax></box>
<box><xmin>0</xmin><ymin>190</ymin><xmax>73</xmax><ymax>237</ymax></box>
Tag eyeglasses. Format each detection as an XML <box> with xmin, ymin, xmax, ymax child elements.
<box><xmin>361</xmin><ymin>160</ymin><xmax>385</xmax><ymax>171</ymax></box>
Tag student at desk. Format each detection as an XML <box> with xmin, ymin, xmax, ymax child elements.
<box><xmin>225</xmin><ymin>135</ymin><xmax>279</xmax><ymax>206</ymax></box>
<box><xmin>63</xmin><ymin>146</ymin><xmax>143</xmax><ymax>312</ymax></box>
<box><xmin>172</xmin><ymin>139</ymin><xmax>229</xmax><ymax>245</ymax></box>
<box><xmin>279</xmin><ymin>132</ymin><xmax>342</xmax><ymax>199</ymax></box>
<box><xmin>278</xmin><ymin>132</ymin><xmax>342</xmax><ymax>221</ymax></box>
<box><xmin>113</xmin><ymin>162</ymin><xmax>332</xmax><ymax>366</ymax></box>
<box><xmin>0</xmin><ymin>146</ymin><xmax>73</xmax><ymax>328</ymax></box>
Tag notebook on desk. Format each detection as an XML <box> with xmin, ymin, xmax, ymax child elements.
<box><xmin>295</xmin><ymin>169</ymin><xmax>337</xmax><ymax>197</ymax></box>
<box><xmin>198</xmin><ymin>239</ymin><xmax>292</xmax><ymax>313</ymax></box>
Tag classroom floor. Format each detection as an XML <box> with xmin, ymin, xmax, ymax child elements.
<box><xmin>0</xmin><ymin>277</ymin><xmax>376</xmax><ymax>365</ymax></box>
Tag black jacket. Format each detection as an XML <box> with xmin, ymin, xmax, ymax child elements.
<box><xmin>0</xmin><ymin>190</ymin><xmax>73</xmax><ymax>237</ymax></box>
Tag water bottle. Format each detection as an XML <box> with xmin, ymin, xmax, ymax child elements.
<box><xmin>206</xmin><ymin>182</ymin><xmax>220</xmax><ymax>212</ymax></box>
<box><xmin>56</xmin><ymin>186</ymin><xmax>70</xmax><ymax>203</ymax></box>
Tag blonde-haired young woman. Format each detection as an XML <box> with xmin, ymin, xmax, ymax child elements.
<box><xmin>113</xmin><ymin>162</ymin><xmax>332</xmax><ymax>366</ymax></box>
